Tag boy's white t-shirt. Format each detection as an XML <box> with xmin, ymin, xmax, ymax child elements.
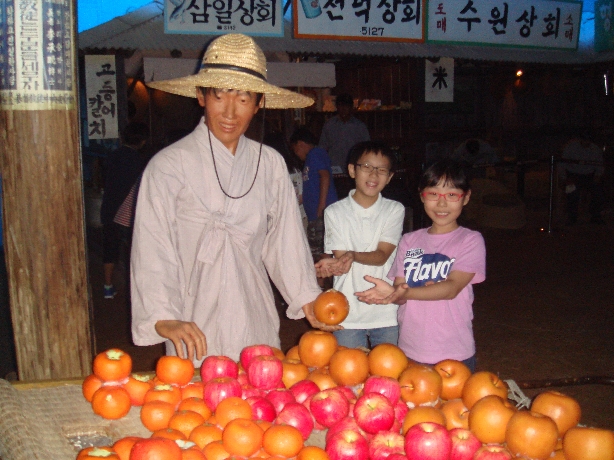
<box><xmin>324</xmin><ymin>190</ymin><xmax>405</xmax><ymax>329</ymax></box>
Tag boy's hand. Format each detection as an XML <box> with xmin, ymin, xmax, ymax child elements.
<box><xmin>302</xmin><ymin>301</ymin><xmax>343</xmax><ymax>332</ymax></box>
<box><xmin>355</xmin><ymin>275</ymin><xmax>399</xmax><ymax>304</ymax></box>
<box><xmin>334</xmin><ymin>251</ymin><xmax>355</xmax><ymax>275</ymax></box>
<box><xmin>315</xmin><ymin>258</ymin><xmax>337</xmax><ymax>278</ymax></box>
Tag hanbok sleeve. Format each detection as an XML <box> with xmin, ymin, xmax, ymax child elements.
<box><xmin>130</xmin><ymin>154</ymin><xmax>185</xmax><ymax>346</ymax></box>
<box><xmin>262</xmin><ymin>159</ymin><xmax>321</xmax><ymax>320</ymax></box>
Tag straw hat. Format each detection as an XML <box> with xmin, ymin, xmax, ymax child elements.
<box><xmin>146</xmin><ymin>34</ymin><xmax>314</xmax><ymax>109</ymax></box>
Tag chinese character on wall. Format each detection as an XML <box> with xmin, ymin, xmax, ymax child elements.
<box><xmin>85</xmin><ymin>55</ymin><xmax>118</xmax><ymax>140</ymax></box>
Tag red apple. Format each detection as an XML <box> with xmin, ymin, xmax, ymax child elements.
<box><xmin>200</xmin><ymin>355</ymin><xmax>239</xmax><ymax>383</ymax></box>
<box><xmin>245</xmin><ymin>395</ymin><xmax>277</xmax><ymax>422</ymax></box>
<box><xmin>433</xmin><ymin>359</ymin><xmax>472</xmax><ymax>401</ymax></box>
<box><xmin>326</xmin><ymin>416</ymin><xmax>367</xmax><ymax>443</ymax></box>
<box><xmin>353</xmin><ymin>392</ymin><xmax>396</xmax><ymax>434</ymax></box>
<box><xmin>275</xmin><ymin>402</ymin><xmax>314</xmax><ymax>440</ymax></box>
<box><xmin>369</xmin><ymin>431</ymin><xmax>405</xmax><ymax>460</ymax></box>
<box><xmin>241</xmin><ymin>384</ymin><xmax>263</xmax><ymax>400</ymax></box>
<box><xmin>364</xmin><ymin>375</ymin><xmax>402</xmax><ymax>405</ymax></box>
<box><xmin>289</xmin><ymin>379</ymin><xmax>320</xmax><ymax>404</ymax></box>
<box><xmin>387</xmin><ymin>454</ymin><xmax>408</xmax><ymax>460</ymax></box>
<box><xmin>203</xmin><ymin>376</ymin><xmax>241</xmax><ymax>411</ymax></box>
<box><xmin>448</xmin><ymin>428</ymin><xmax>482</xmax><ymax>460</ymax></box>
<box><xmin>473</xmin><ymin>444</ymin><xmax>513</xmax><ymax>460</ymax></box>
<box><xmin>461</xmin><ymin>371</ymin><xmax>508</xmax><ymax>410</ymax></box>
<box><xmin>310</xmin><ymin>388</ymin><xmax>351</xmax><ymax>428</ymax></box>
<box><xmin>326</xmin><ymin>429</ymin><xmax>369</xmax><ymax>460</ymax></box>
<box><xmin>237</xmin><ymin>370</ymin><xmax>249</xmax><ymax>386</ymax></box>
<box><xmin>265</xmin><ymin>388</ymin><xmax>296</xmax><ymax>415</ymax></box>
<box><xmin>336</xmin><ymin>385</ymin><xmax>358</xmax><ymax>403</ymax></box>
<box><xmin>394</xmin><ymin>400</ymin><xmax>409</xmax><ymax>425</ymax></box>
<box><xmin>398</xmin><ymin>365</ymin><xmax>443</xmax><ymax>408</ymax></box>
<box><xmin>240</xmin><ymin>344</ymin><xmax>275</xmax><ymax>370</ymax></box>
<box><xmin>404</xmin><ymin>422</ymin><xmax>451</xmax><ymax>460</ymax></box>
<box><xmin>247</xmin><ymin>355</ymin><xmax>283</xmax><ymax>390</ymax></box>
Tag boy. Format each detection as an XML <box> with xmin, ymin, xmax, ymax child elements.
<box><xmin>315</xmin><ymin>141</ymin><xmax>404</xmax><ymax>348</ymax></box>
<box><xmin>290</xmin><ymin>127</ymin><xmax>338</xmax><ymax>256</ymax></box>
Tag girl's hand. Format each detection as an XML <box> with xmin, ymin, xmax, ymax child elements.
<box><xmin>355</xmin><ymin>275</ymin><xmax>396</xmax><ymax>304</ymax></box>
<box><xmin>315</xmin><ymin>258</ymin><xmax>337</xmax><ymax>278</ymax></box>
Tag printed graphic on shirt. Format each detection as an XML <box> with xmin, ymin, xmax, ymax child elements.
<box><xmin>303</xmin><ymin>166</ymin><xmax>310</xmax><ymax>183</ymax></box>
<box><xmin>404</xmin><ymin>248</ymin><xmax>455</xmax><ymax>287</ymax></box>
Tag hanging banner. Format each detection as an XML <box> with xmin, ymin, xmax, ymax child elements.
<box><xmin>427</xmin><ymin>0</ymin><xmax>581</xmax><ymax>50</ymax></box>
<box><xmin>293</xmin><ymin>0</ymin><xmax>424</xmax><ymax>42</ymax></box>
<box><xmin>164</xmin><ymin>0</ymin><xmax>283</xmax><ymax>36</ymax></box>
<box><xmin>595</xmin><ymin>0</ymin><xmax>614</xmax><ymax>52</ymax></box>
<box><xmin>425</xmin><ymin>57</ymin><xmax>454</xmax><ymax>102</ymax></box>
<box><xmin>0</xmin><ymin>0</ymin><xmax>76</xmax><ymax>110</ymax></box>
<box><xmin>85</xmin><ymin>55</ymin><xmax>118</xmax><ymax>140</ymax></box>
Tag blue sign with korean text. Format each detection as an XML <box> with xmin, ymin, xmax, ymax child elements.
<box><xmin>293</xmin><ymin>0</ymin><xmax>424</xmax><ymax>42</ymax></box>
<box><xmin>427</xmin><ymin>0</ymin><xmax>581</xmax><ymax>50</ymax></box>
<box><xmin>164</xmin><ymin>0</ymin><xmax>283</xmax><ymax>36</ymax></box>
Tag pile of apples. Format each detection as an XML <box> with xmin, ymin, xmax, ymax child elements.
<box><xmin>81</xmin><ymin>330</ymin><xmax>614</xmax><ymax>460</ymax></box>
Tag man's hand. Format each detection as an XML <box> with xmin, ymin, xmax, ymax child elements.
<box><xmin>155</xmin><ymin>320</ymin><xmax>207</xmax><ymax>362</ymax></box>
<box><xmin>355</xmin><ymin>275</ymin><xmax>405</xmax><ymax>305</ymax></box>
<box><xmin>302</xmin><ymin>301</ymin><xmax>343</xmax><ymax>332</ymax></box>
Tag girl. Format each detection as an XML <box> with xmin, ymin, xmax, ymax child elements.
<box><xmin>356</xmin><ymin>159</ymin><xmax>486</xmax><ymax>372</ymax></box>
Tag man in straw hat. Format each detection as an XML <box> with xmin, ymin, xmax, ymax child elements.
<box><xmin>131</xmin><ymin>34</ymin><xmax>340</xmax><ymax>365</ymax></box>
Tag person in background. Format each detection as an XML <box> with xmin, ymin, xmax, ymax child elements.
<box><xmin>452</xmin><ymin>138</ymin><xmax>499</xmax><ymax>179</ymax></box>
<box><xmin>356</xmin><ymin>159</ymin><xmax>486</xmax><ymax>372</ymax></box>
<box><xmin>264</xmin><ymin>131</ymin><xmax>307</xmax><ymax>231</ymax></box>
<box><xmin>319</xmin><ymin>93</ymin><xmax>370</xmax><ymax>174</ymax></box>
<box><xmin>290</xmin><ymin>127</ymin><xmax>338</xmax><ymax>258</ymax></box>
<box><xmin>559</xmin><ymin>132</ymin><xmax>605</xmax><ymax>225</ymax></box>
<box><xmin>100</xmin><ymin>121</ymin><xmax>149</xmax><ymax>299</ymax></box>
<box><xmin>132</xmin><ymin>34</ymin><xmax>338</xmax><ymax>365</ymax></box>
<box><xmin>315</xmin><ymin>141</ymin><xmax>405</xmax><ymax>348</ymax></box>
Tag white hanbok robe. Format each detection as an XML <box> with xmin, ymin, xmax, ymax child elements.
<box><xmin>131</xmin><ymin>118</ymin><xmax>320</xmax><ymax>364</ymax></box>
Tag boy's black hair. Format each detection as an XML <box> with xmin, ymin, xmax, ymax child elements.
<box><xmin>347</xmin><ymin>140</ymin><xmax>396</xmax><ymax>173</ymax></box>
<box><xmin>289</xmin><ymin>126</ymin><xmax>318</xmax><ymax>146</ymax></box>
<box><xmin>122</xmin><ymin>121</ymin><xmax>149</xmax><ymax>146</ymax></box>
<box><xmin>419</xmin><ymin>158</ymin><xmax>470</xmax><ymax>193</ymax></box>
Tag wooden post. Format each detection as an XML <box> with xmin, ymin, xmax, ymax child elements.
<box><xmin>0</xmin><ymin>0</ymin><xmax>93</xmax><ymax>380</ymax></box>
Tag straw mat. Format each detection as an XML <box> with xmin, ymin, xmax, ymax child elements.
<box><xmin>0</xmin><ymin>378</ymin><xmax>149</xmax><ymax>460</ymax></box>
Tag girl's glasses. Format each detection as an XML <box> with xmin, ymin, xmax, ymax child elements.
<box><xmin>355</xmin><ymin>163</ymin><xmax>391</xmax><ymax>176</ymax></box>
<box><xmin>421</xmin><ymin>192</ymin><xmax>465</xmax><ymax>202</ymax></box>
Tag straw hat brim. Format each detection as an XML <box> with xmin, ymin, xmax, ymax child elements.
<box><xmin>146</xmin><ymin>67</ymin><xmax>314</xmax><ymax>109</ymax></box>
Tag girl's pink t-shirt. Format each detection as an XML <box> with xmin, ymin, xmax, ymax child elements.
<box><xmin>388</xmin><ymin>226</ymin><xmax>486</xmax><ymax>364</ymax></box>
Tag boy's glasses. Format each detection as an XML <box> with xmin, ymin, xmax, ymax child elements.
<box><xmin>421</xmin><ymin>192</ymin><xmax>465</xmax><ymax>202</ymax></box>
<box><xmin>355</xmin><ymin>163</ymin><xmax>391</xmax><ymax>176</ymax></box>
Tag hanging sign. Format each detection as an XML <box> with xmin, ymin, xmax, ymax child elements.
<box><xmin>293</xmin><ymin>0</ymin><xmax>424</xmax><ymax>42</ymax></box>
<box><xmin>425</xmin><ymin>58</ymin><xmax>454</xmax><ymax>102</ymax></box>
<box><xmin>427</xmin><ymin>0</ymin><xmax>581</xmax><ymax>50</ymax></box>
<box><xmin>0</xmin><ymin>0</ymin><xmax>76</xmax><ymax>110</ymax></box>
<box><xmin>595</xmin><ymin>0</ymin><xmax>614</xmax><ymax>52</ymax></box>
<box><xmin>85</xmin><ymin>55</ymin><xmax>118</xmax><ymax>140</ymax></box>
<box><xmin>164</xmin><ymin>0</ymin><xmax>283</xmax><ymax>36</ymax></box>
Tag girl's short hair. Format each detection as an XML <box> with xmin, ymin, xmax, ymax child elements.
<box><xmin>419</xmin><ymin>159</ymin><xmax>470</xmax><ymax>193</ymax></box>
<box><xmin>347</xmin><ymin>140</ymin><xmax>397</xmax><ymax>173</ymax></box>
